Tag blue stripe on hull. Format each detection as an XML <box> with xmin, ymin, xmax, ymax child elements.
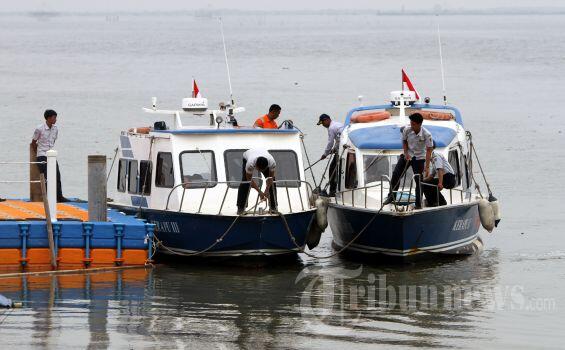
<box><xmin>328</xmin><ymin>203</ymin><xmax>481</xmax><ymax>258</ymax></box>
<box><xmin>118</xmin><ymin>208</ymin><xmax>315</xmax><ymax>257</ymax></box>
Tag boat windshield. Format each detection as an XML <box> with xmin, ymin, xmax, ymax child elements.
<box><xmin>224</xmin><ymin>149</ymin><xmax>300</xmax><ymax>188</ymax></box>
<box><xmin>179</xmin><ymin>150</ymin><xmax>217</xmax><ymax>188</ymax></box>
<box><xmin>363</xmin><ymin>154</ymin><xmax>390</xmax><ymax>185</ymax></box>
<box><xmin>364</xmin><ymin>154</ymin><xmax>416</xmax><ymax>186</ymax></box>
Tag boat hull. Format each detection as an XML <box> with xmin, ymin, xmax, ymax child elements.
<box><xmin>328</xmin><ymin>202</ymin><xmax>482</xmax><ymax>260</ymax></box>
<box><xmin>111</xmin><ymin>206</ymin><xmax>315</xmax><ymax>257</ymax></box>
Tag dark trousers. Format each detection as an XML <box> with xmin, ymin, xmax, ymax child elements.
<box><xmin>236</xmin><ymin>160</ymin><xmax>277</xmax><ymax>210</ymax></box>
<box><xmin>422</xmin><ymin>173</ymin><xmax>456</xmax><ymax>207</ymax></box>
<box><xmin>388</xmin><ymin>155</ymin><xmax>425</xmax><ymax>207</ymax></box>
<box><xmin>36</xmin><ymin>156</ymin><xmax>63</xmax><ymax>200</ymax></box>
<box><xmin>328</xmin><ymin>153</ymin><xmax>338</xmax><ymax>195</ymax></box>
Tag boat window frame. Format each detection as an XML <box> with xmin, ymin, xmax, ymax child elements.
<box><xmin>155</xmin><ymin>152</ymin><xmax>175</xmax><ymax>189</ymax></box>
<box><xmin>267</xmin><ymin>149</ymin><xmax>301</xmax><ymax>188</ymax></box>
<box><xmin>127</xmin><ymin>160</ymin><xmax>139</xmax><ymax>194</ymax></box>
<box><xmin>117</xmin><ymin>158</ymin><xmax>128</xmax><ymax>193</ymax></box>
<box><xmin>362</xmin><ymin>153</ymin><xmax>390</xmax><ymax>186</ymax></box>
<box><xmin>448</xmin><ymin>148</ymin><xmax>462</xmax><ymax>187</ymax></box>
<box><xmin>178</xmin><ymin>150</ymin><xmax>218</xmax><ymax>189</ymax></box>
<box><xmin>139</xmin><ymin>160</ymin><xmax>152</xmax><ymax>195</ymax></box>
<box><xmin>344</xmin><ymin>150</ymin><xmax>358</xmax><ymax>189</ymax></box>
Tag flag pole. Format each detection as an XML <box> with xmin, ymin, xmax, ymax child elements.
<box><xmin>437</xmin><ymin>18</ymin><xmax>448</xmax><ymax>106</ymax></box>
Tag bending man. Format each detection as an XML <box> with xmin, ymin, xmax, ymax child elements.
<box><xmin>422</xmin><ymin>142</ymin><xmax>457</xmax><ymax>207</ymax></box>
<box><xmin>236</xmin><ymin>149</ymin><xmax>277</xmax><ymax>215</ymax></box>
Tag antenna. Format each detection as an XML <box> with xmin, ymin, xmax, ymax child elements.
<box><xmin>219</xmin><ymin>17</ymin><xmax>235</xmax><ymax>107</ymax></box>
<box><xmin>437</xmin><ymin>19</ymin><xmax>448</xmax><ymax>106</ymax></box>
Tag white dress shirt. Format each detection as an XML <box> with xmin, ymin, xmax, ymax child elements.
<box><xmin>33</xmin><ymin>123</ymin><xmax>58</xmax><ymax>157</ymax></box>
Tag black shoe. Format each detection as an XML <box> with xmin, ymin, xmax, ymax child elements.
<box><xmin>57</xmin><ymin>197</ymin><xmax>71</xmax><ymax>203</ymax></box>
<box><xmin>383</xmin><ymin>196</ymin><xmax>394</xmax><ymax>205</ymax></box>
<box><xmin>237</xmin><ymin>208</ymin><xmax>246</xmax><ymax>215</ymax></box>
<box><xmin>0</xmin><ymin>198</ymin><xmax>6</xmax><ymax>202</ymax></box>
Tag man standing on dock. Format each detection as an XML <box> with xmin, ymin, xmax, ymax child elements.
<box><xmin>253</xmin><ymin>104</ymin><xmax>281</xmax><ymax>129</ymax></box>
<box><xmin>237</xmin><ymin>149</ymin><xmax>277</xmax><ymax>215</ymax></box>
<box><xmin>384</xmin><ymin>113</ymin><xmax>433</xmax><ymax>209</ymax></box>
<box><xmin>31</xmin><ymin>109</ymin><xmax>69</xmax><ymax>202</ymax></box>
<box><xmin>317</xmin><ymin>113</ymin><xmax>344</xmax><ymax>196</ymax></box>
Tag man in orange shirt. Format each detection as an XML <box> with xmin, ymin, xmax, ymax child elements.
<box><xmin>253</xmin><ymin>104</ymin><xmax>281</xmax><ymax>129</ymax></box>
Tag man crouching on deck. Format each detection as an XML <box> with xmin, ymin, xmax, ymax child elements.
<box><xmin>236</xmin><ymin>149</ymin><xmax>278</xmax><ymax>215</ymax></box>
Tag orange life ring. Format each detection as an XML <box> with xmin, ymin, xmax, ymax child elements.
<box><xmin>351</xmin><ymin>111</ymin><xmax>391</xmax><ymax>123</ymax></box>
<box><xmin>128</xmin><ymin>126</ymin><xmax>151</xmax><ymax>134</ymax></box>
<box><xmin>420</xmin><ymin>111</ymin><xmax>453</xmax><ymax>121</ymax></box>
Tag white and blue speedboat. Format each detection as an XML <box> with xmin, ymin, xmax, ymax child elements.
<box><xmin>328</xmin><ymin>90</ymin><xmax>499</xmax><ymax>260</ymax></box>
<box><xmin>110</xmin><ymin>90</ymin><xmax>321</xmax><ymax>257</ymax></box>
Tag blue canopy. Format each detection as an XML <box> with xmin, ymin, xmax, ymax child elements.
<box><xmin>348</xmin><ymin>125</ymin><xmax>457</xmax><ymax>150</ymax></box>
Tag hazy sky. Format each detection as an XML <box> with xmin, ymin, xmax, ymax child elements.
<box><xmin>1</xmin><ymin>0</ymin><xmax>563</xmax><ymax>12</ymax></box>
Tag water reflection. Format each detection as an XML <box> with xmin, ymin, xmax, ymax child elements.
<box><xmin>0</xmin><ymin>250</ymin><xmax>500</xmax><ymax>349</ymax></box>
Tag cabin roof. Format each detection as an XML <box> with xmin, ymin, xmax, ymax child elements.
<box><xmin>348</xmin><ymin>124</ymin><xmax>457</xmax><ymax>150</ymax></box>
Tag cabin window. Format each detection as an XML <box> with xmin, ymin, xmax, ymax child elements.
<box><xmin>156</xmin><ymin>152</ymin><xmax>175</xmax><ymax>188</ymax></box>
<box><xmin>128</xmin><ymin>160</ymin><xmax>139</xmax><ymax>194</ymax></box>
<box><xmin>117</xmin><ymin>159</ymin><xmax>128</xmax><ymax>192</ymax></box>
<box><xmin>139</xmin><ymin>160</ymin><xmax>152</xmax><ymax>195</ymax></box>
<box><xmin>179</xmin><ymin>151</ymin><xmax>217</xmax><ymax>188</ymax></box>
<box><xmin>462</xmin><ymin>154</ymin><xmax>471</xmax><ymax>189</ymax></box>
<box><xmin>345</xmin><ymin>151</ymin><xmax>357</xmax><ymax>189</ymax></box>
<box><xmin>363</xmin><ymin>154</ymin><xmax>390</xmax><ymax>185</ymax></box>
<box><xmin>391</xmin><ymin>155</ymin><xmax>415</xmax><ymax>187</ymax></box>
<box><xmin>224</xmin><ymin>149</ymin><xmax>246</xmax><ymax>188</ymax></box>
<box><xmin>268</xmin><ymin>150</ymin><xmax>300</xmax><ymax>188</ymax></box>
<box><xmin>448</xmin><ymin>149</ymin><xmax>462</xmax><ymax>186</ymax></box>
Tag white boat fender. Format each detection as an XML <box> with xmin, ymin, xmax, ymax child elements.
<box><xmin>306</xmin><ymin>198</ymin><xmax>330</xmax><ymax>250</ymax></box>
<box><xmin>306</xmin><ymin>219</ymin><xmax>324</xmax><ymax>250</ymax></box>
<box><xmin>315</xmin><ymin>197</ymin><xmax>329</xmax><ymax>230</ymax></box>
<box><xmin>478</xmin><ymin>198</ymin><xmax>495</xmax><ymax>233</ymax></box>
<box><xmin>488</xmin><ymin>194</ymin><xmax>502</xmax><ymax>227</ymax></box>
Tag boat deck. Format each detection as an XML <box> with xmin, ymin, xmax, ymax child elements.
<box><xmin>0</xmin><ymin>200</ymin><xmax>89</xmax><ymax>221</ymax></box>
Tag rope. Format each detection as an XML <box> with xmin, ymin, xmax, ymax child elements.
<box><xmin>470</xmin><ymin>140</ymin><xmax>493</xmax><ymax>196</ymax></box>
<box><xmin>106</xmin><ymin>146</ymin><xmax>119</xmax><ymax>183</ymax></box>
<box><xmin>300</xmin><ymin>135</ymin><xmax>319</xmax><ymax>189</ymax></box>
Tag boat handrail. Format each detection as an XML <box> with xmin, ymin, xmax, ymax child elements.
<box><xmin>164</xmin><ymin>178</ymin><xmax>315</xmax><ymax>215</ymax></box>
<box><xmin>335</xmin><ymin>174</ymin><xmax>474</xmax><ymax>210</ymax></box>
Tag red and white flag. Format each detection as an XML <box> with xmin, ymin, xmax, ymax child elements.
<box><xmin>401</xmin><ymin>69</ymin><xmax>420</xmax><ymax>100</ymax></box>
<box><xmin>192</xmin><ymin>79</ymin><xmax>200</xmax><ymax>98</ymax></box>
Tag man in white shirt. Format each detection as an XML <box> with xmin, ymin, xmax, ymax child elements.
<box><xmin>31</xmin><ymin>109</ymin><xmax>68</xmax><ymax>202</ymax></box>
<box><xmin>422</xmin><ymin>143</ymin><xmax>457</xmax><ymax>207</ymax></box>
<box><xmin>236</xmin><ymin>149</ymin><xmax>277</xmax><ymax>215</ymax></box>
<box><xmin>318</xmin><ymin>114</ymin><xmax>344</xmax><ymax>196</ymax></box>
<box><xmin>384</xmin><ymin>113</ymin><xmax>433</xmax><ymax>209</ymax></box>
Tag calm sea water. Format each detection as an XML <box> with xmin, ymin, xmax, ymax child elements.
<box><xmin>1</xmin><ymin>13</ymin><xmax>564</xmax><ymax>349</ymax></box>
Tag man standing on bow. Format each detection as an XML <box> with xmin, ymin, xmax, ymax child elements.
<box><xmin>318</xmin><ymin>113</ymin><xmax>344</xmax><ymax>196</ymax></box>
<box><xmin>31</xmin><ymin>109</ymin><xmax>69</xmax><ymax>202</ymax></box>
<box><xmin>384</xmin><ymin>113</ymin><xmax>433</xmax><ymax>209</ymax></box>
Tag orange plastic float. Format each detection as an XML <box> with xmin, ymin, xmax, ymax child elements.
<box><xmin>351</xmin><ymin>111</ymin><xmax>391</xmax><ymax>123</ymax></box>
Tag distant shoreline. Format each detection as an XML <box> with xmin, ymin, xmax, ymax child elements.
<box><xmin>1</xmin><ymin>8</ymin><xmax>565</xmax><ymax>17</ymax></box>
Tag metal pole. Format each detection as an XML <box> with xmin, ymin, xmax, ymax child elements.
<box><xmin>46</xmin><ymin>150</ymin><xmax>58</xmax><ymax>222</ymax></box>
<box><xmin>88</xmin><ymin>155</ymin><xmax>107</xmax><ymax>222</ymax></box>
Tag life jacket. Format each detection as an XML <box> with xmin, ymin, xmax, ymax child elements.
<box><xmin>255</xmin><ymin>114</ymin><xmax>278</xmax><ymax>129</ymax></box>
